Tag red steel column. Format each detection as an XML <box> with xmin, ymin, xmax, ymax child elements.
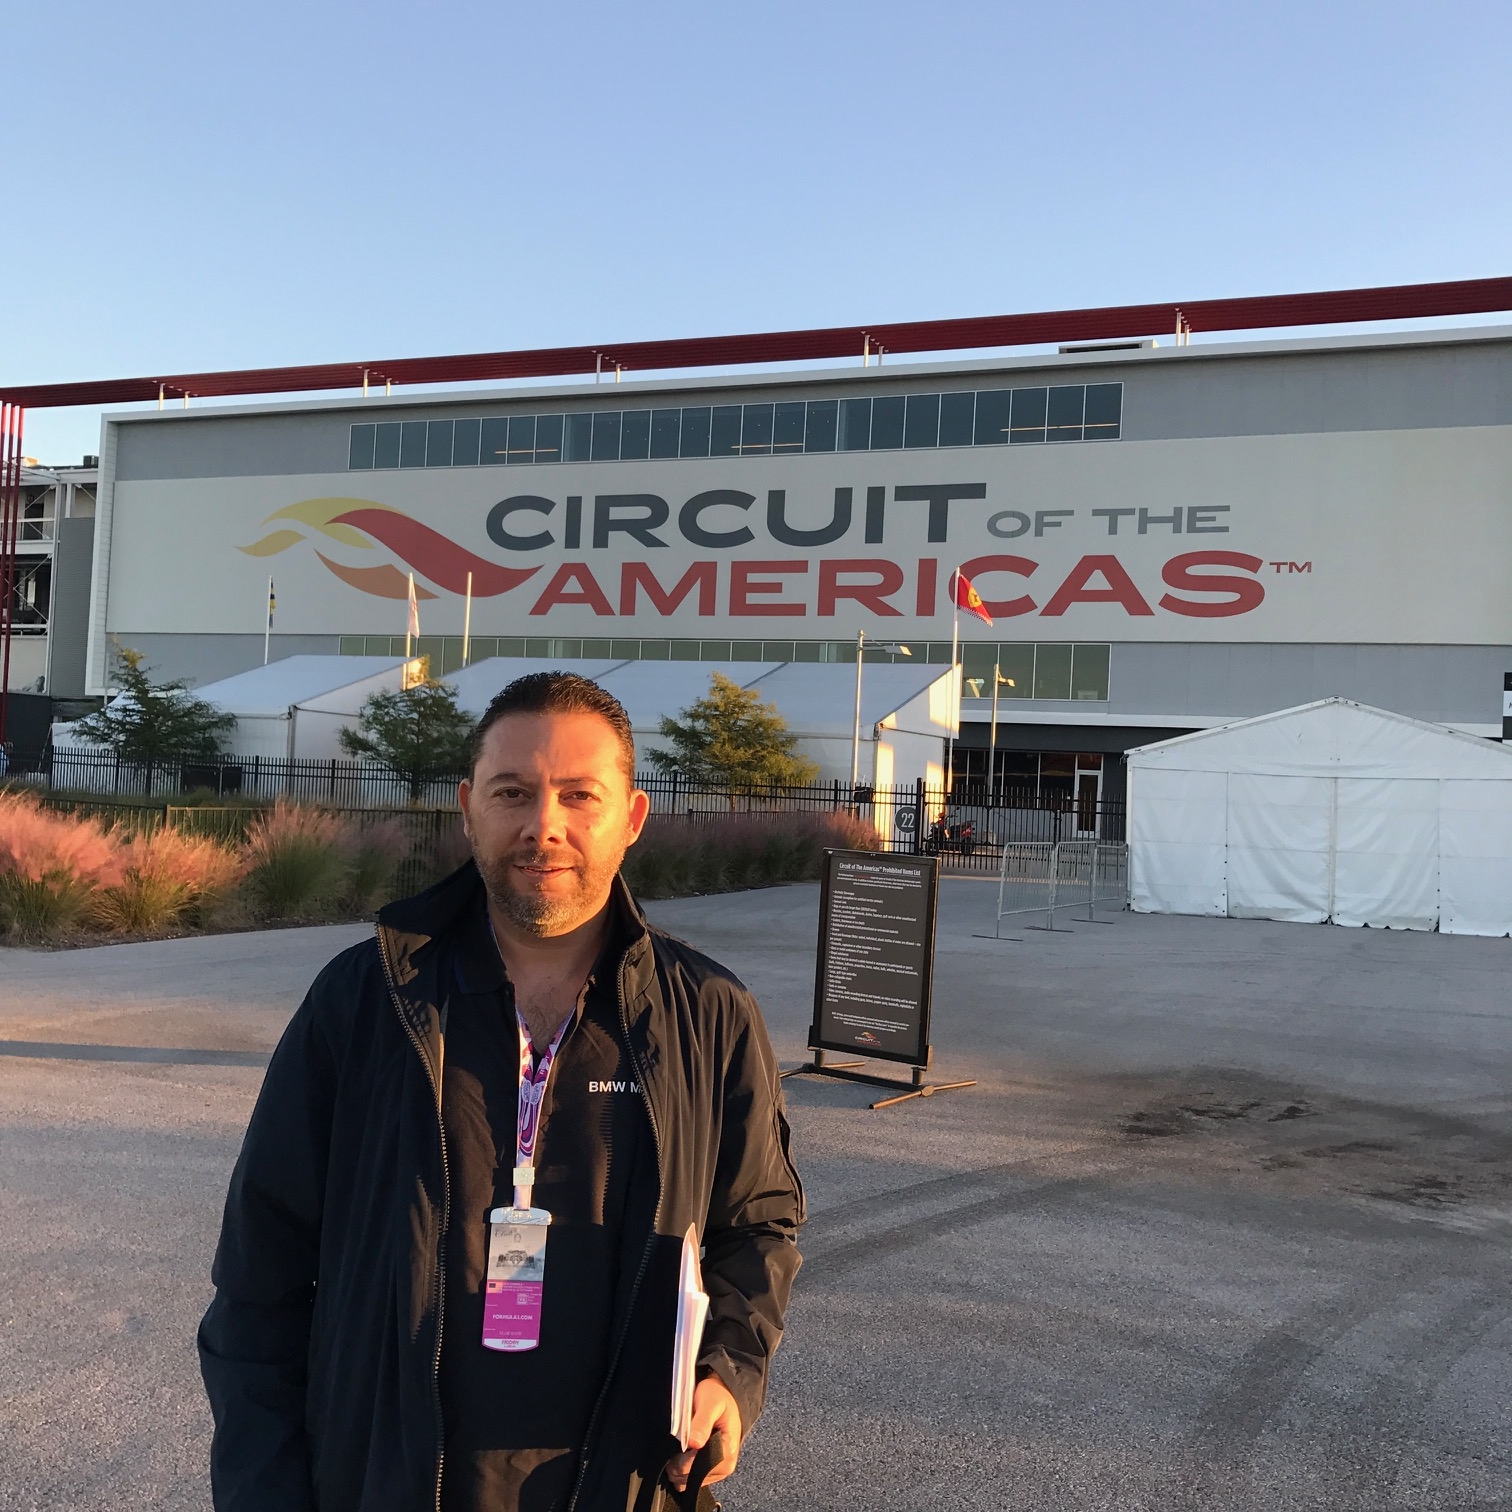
<box><xmin>0</xmin><ymin>403</ymin><xmax>21</xmax><ymax>744</ymax></box>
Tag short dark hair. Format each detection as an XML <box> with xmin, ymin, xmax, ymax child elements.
<box><xmin>469</xmin><ymin>671</ymin><xmax>636</xmax><ymax>781</ymax></box>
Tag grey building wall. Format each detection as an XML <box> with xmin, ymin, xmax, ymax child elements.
<box><xmin>46</xmin><ymin>517</ymin><xmax>96</xmax><ymax>699</ymax></box>
<box><xmin>107</xmin><ymin>327</ymin><xmax>1512</xmax><ymax>483</ymax></box>
<box><xmin>959</xmin><ymin>642</ymin><xmax>1511</xmax><ymax>742</ymax></box>
<box><xmin>110</xmin><ymin>633</ymin><xmax>340</xmax><ymax>690</ymax></box>
<box><xmin>1104</xmin><ymin>641</ymin><xmax>1510</xmax><ymax>729</ymax></box>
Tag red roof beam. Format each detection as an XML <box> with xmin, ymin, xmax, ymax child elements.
<box><xmin>2</xmin><ymin>275</ymin><xmax>1508</xmax><ymax>410</ymax></box>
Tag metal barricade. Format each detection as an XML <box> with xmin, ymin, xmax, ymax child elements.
<box><xmin>993</xmin><ymin>840</ymin><xmax>1128</xmax><ymax>936</ymax></box>
<box><xmin>994</xmin><ymin>842</ymin><xmax>1057</xmax><ymax>935</ymax></box>
<box><xmin>1092</xmin><ymin>843</ymin><xmax>1129</xmax><ymax>914</ymax></box>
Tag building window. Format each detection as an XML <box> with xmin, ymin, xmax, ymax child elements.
<box><xmin>903</xmin><ymin>393</ymin><xmax>940</xmax><ymax>449</ymax></box>
<box><xmin>804</xmin><ymin>399</ymin><xmax>838</xmax><ymax>452</ymax></box>
<box><xmin>564</xmin><ymin>413</ymin><xmax>593</xmax><ymax>463</ymax></box>
<box><xmin>837</xmin><ymin>397</ymin><xmax>870</xmax><ymax>451</ymax></box>
<box><xmin>425</xmin><ymin>420</ymin><xmax>454</xmax><ymax>467</ymax></box>
<box><xmin>621</xmin><ymin>410</ymin><xmax>652</xmax><ymax>460</ymax></box>
<box><xmin>373</xmin><ymin>422</ymin><xmax>401</xmax><ymax>468</ymax></box>
<box><xmin>349</xmin><ymin>424</ymin><xmax>376</xmax><ymax>469</ymax></box>
<box><xmin>399</xmin><ymin>422</ymin><xmax>427</xmax><ymax>468</ymax></box>
<box><xmin>454</xmin><ymin>417</ymin><xmax>482</xmax><ymax>465</ymax></box>
<box><xmin>939</xmin><ymin>391</ymin><xmax>975</xmax><ymax>447</ymax></box>
<box><xmin>869</xmin><ymin>395</ymin><xmax>905</xmax><ymax>449</ymax></box>
<box><xmin>508</xmin><ymin>415</ymin><xmax>537</xmax><ymax>464</ymax></box>
<box><xmin>336</xmin><ymin>633</ymin><xmax>1111</xmax><ymax>701</ymax></box>
<box><xmin>344</xmin><ymin>379</ymin><xmax>1121</xmax><ymax>470</ymax></box>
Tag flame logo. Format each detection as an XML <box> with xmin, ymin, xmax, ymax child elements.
<box><xmin>239</xmin><ymin>498</ymin><xmax>540</xmax><ymax>601</ymax></box>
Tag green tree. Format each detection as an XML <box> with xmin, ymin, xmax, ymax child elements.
<box><xmin>650</xmin><ymin>672</ymin><xmax>819</xmax><ymax>792</ymax></box>
<box><xmin>74</xmin><ymin>644</ymin><xmax>234</xmax><ymax>766</ymax></box>
<box><xmin>339</xmin><ymin>678</ymin><xmax>475</xmax><ymax>801</ymax></box>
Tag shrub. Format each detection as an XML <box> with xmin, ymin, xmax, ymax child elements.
<box><xmin>242</xmin><ymin>800</ymin><xmax>351</xmax><ymax>919</ymax></box>
<box><xmin>87</xmin><ymin>827</ymin><xmax>245</xmax><ymax>935</ymax></box>
<box><xmin>0</xmin><ymin>790</ymin><xmax>126</xmax><ymax>939</ymax></box>
<box><xmin>621</xmin><ymin>810</ymin><xmax>881</xmax><ymax>900</ymax></box>
<box><xmin>340</xmin><ymin>815</ymin><xmax>411</xmax><ymax>914</ymax></box>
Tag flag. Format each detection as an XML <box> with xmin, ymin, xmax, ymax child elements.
<box><xmin>267</xmin><ymin>578</ymin><xmax>276</xmax><ymax>628</ymax></box>
<box><xmin>952</xmin><ymin>570</ymin><xmax>993</xmax><ymax>626</ymax></box>
<box><xmin>406</xmin><ymin>572</ymin><xmax>420</xmax><ymax>640</ymax></box>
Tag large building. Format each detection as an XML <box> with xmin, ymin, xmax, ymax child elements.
<box><xmin>73</xmin><ymin>317</ymin><xmax>1512</xmax><ymax>804</ymax></box>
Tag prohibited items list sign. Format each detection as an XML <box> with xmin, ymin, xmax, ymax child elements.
<box><xmin>810</xmin><ymin>849</ymin><xmax>940</xmax><ymax>1067</ymax></box>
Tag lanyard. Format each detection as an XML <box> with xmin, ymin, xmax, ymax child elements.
<box><xmin>512</xmin><ymin>1012</ymin><xmax>569</xmax><ymax>1209</ymax></box>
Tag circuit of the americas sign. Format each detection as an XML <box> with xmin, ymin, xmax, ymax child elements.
<box><xmin>96</xmin><ymin>424</ymin><xmax>1512</xmax><ymax>657</ymax></box>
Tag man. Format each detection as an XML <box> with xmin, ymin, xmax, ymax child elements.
<box><xmin>199</xmin><ymin>672</ymin><xmax>804</xmax><ymax>1511</ymax></box>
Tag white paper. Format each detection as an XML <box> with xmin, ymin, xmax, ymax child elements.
<box><xmin>671</xmin><ymin>1224</ymin><xmax>710</xmax><ymax>1449</ymax></box>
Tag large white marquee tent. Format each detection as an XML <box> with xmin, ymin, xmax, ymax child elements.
<box><xmin>1127</xmin><ymin>699</ymin><xmax>1512</xmax><ymax>936</ymax></box>
<box><xmin>445</xmin><ymin>657</ymin><xmax>956</xmax><ymax>790</ymax></box>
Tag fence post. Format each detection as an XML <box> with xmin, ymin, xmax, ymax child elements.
<box><xmin>329</xmin><ymin>759</ymin><xmax>337</xmax><ymax>800</ymax></box>
<box><xmin>912</xmin><ymin>777</ymin><xmax>924</xmax><ymax>856</ymax></box>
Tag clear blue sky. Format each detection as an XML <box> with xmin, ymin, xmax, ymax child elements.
<box><xmin>5</xmin><ymin>0</ymin><xmax>1508</xmax><ymax>463</ymax></box>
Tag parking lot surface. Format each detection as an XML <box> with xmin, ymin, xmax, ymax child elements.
<box><xmin>1</xmin><ymin>885</ymin><xmax>1508</xmax><ymax>1510</ymax></box>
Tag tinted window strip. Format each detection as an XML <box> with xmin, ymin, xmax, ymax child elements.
<box><xmin>349</xmin><ymin>385</ymin><xmax>1120</xmax><ymax>467</ymax></box>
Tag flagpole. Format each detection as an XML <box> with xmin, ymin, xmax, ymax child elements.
<box><xmin>264</xmin><ymin>575</ymin><xmax>273</xmax><ymax>665</ymax></box>
<box><xmin>406</xmin><ymin>571</ymin><xmax>416</xmax><ymax>659</ymax></box>
<box><xmin>946</xmin><ymin>567</ymin><xmax>960</xmax><ymax>801</ymax></box>
<box><xmin>462</xmin><ymin>570</ymin><xmax>473</xmax><ymax>667</ymax></box>
<box><xmin>989</xmin><ymin>659</ymin><xmax>1001</xmax><ymax>802</ymax></box>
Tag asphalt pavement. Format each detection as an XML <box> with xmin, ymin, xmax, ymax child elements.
<box><xmin>1</xmin><ymin>886</ymin><xmax>1508</xmax><ymax>1510</ymax></box>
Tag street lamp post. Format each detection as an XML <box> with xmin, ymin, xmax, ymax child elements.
<box><xmin>850</xmin><ymin>629</ymin><xmax>911</xmax><ymax>797</ymax></box>
<box><xmin>850</xmin><ymin>630</ymin><xmax>866</xmax><ymax>794</ymax></box>
<box><xmin>987</xmin><ymin>662</ymin><xmax>1016</xmax><ymax>801</ymax></box>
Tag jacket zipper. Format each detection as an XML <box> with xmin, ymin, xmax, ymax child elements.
<box><xmin>566</xmin><ymin>954</ymin><xmax>665</xmax><ymax>1512</ymax></box>
<box><xmin>377</xmin><ymin>926</ymin><xmax>451</xmax><ymax>1512</ymax></box>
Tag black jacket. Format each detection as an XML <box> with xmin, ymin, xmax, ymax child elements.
<box><xmin>198</xmin><ymin>863</ymin><xmax>805</xmax><ymax>1511</ymax></box>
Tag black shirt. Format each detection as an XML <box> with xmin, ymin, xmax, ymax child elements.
<box><xmin>437</xmin><ymin>895</ymin><xmax>651</xmax><ymax>1512</ymax></box>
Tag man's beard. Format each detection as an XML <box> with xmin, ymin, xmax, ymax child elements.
<box><xmin>471</xmin><ymin>842</ymin><xmax>624</xmax><ymax>936</ymax></box>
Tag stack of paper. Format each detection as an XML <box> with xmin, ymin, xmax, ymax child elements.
<box><xmin>670</xmin><ymin>1224</ymin><xmax>710</xmax><ymax>1450</ymax></box>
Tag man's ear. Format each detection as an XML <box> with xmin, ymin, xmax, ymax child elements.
<box><xmin>626</xmin><ymin>785</ymin><xmax>651</xmax><ymax>844</ymax></box>
<box><xmin>458</xmin><ymin>778</ymin><xmax>474</xmax><ymax>839</ymax></box>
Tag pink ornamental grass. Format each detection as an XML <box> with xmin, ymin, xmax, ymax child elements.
<box><xmin>242</xmin><ymin>799</ymin><xmax>352</xmax><ymax>919</ymax></box>
<box><xmin>0</xmin><ymin>790</ymin><xmax>126</xmax><ymax>937</ymax></box>
<box><xmin>88</xmin><ymin>826</ymin><xmax>246</xmax><ymax>935</ymax></box>
<box><xmin>341</xmin><ymin>814</ymin><xmax>411</xmax><ymax>912</ymax></box>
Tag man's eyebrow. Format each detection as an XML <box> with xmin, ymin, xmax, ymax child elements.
<box><xmin>485</xmin><ymin>771</ymin><xmax>609</xmax><ymax>788</ymax></box>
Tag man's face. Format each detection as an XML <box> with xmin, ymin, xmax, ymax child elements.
<box><xmin>459</xmin><ymin>711</ymin><xmax>650</xmax><ymax>937</ymax></box>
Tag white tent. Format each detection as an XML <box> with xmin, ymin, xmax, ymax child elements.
<box><xmin>1127</xmin><ymin>699</ymin><xmax>1512</xmax><ymax>936</ymax></box>
<box><xmin>736</xmin><ymin>662</ymin><xmax>957</xmax><ymax>792</ymax></box>
<box><xmin>187</xmin><ymin>655</ymin><xmax>423</xmax><ymax>760</ymax></box>
<box><xmin>448</xmin><ymin>657</ymin><xmax>626</xmax><ymax>716</ymax></box>
<box><xmin>441</xmin><ymin>657</ymin><xmax>957</xmax><ymax>790</ymax></box>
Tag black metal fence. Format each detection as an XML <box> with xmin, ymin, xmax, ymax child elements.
<box><xmin>35</xmin><ymin>749</ymin><xmax>1124</xmax><ymax>875</ymax></box>
<box><xmin>45</xmin><ymin>746</ymin><xmax>465</xmax><ymax>808</ymax></box>
<box><xmin>632</xmin><ymin>772</ymin><xmax>1124</xmax><ymax>871</ymax></box>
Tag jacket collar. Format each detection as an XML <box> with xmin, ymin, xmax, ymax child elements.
<box><xmin>375</xmin><ymin>862</ymin><xmax>658</xmax><ymax>1057</ymax></box>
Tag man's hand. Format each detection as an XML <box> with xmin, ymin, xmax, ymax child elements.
<box><xmin>666</xmin><ymin>1374</ymin><xmax>742</xmax><ymax>1493</ymax></box>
